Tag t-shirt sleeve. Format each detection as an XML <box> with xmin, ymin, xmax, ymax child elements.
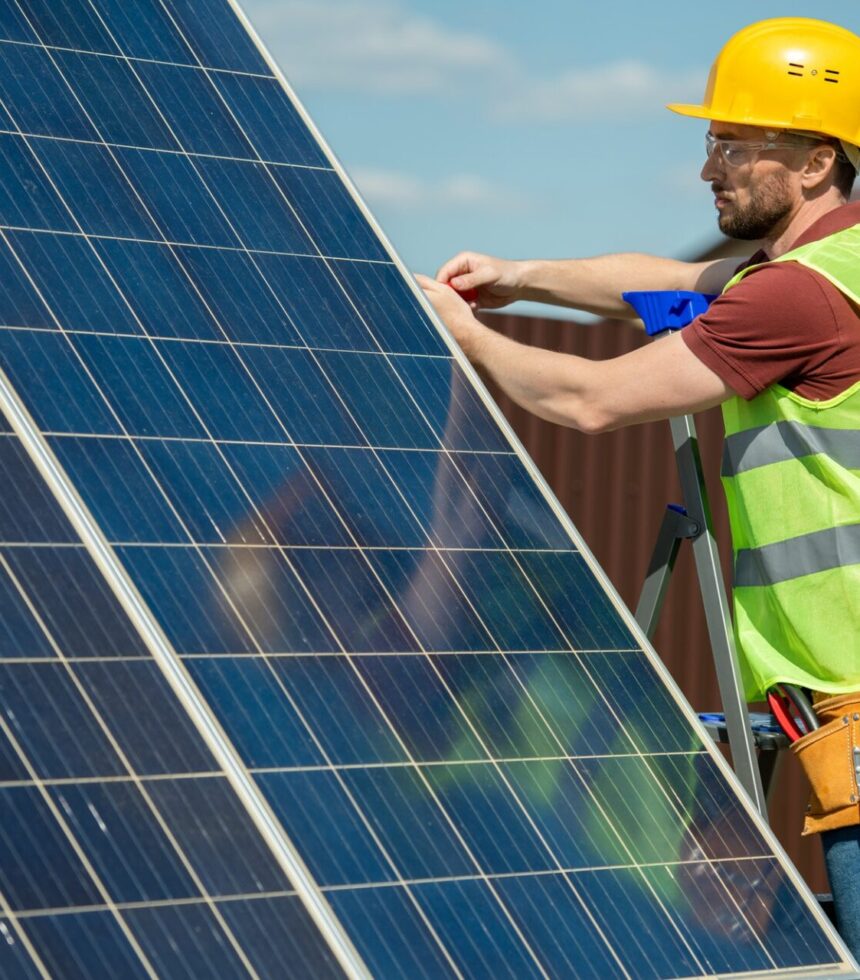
<box><xmin>680</xmin><ymin>262</ymin><xmax>843</xmax><ymax>400</ymax></box>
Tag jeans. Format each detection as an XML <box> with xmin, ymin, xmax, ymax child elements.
<box><xmin>822</xmin><ymin>825</ymin><xmax>860</xmax><ymax>960</ymax></box>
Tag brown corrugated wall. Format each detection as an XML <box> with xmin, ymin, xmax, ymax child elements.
<box><xmin>481</xmin><ymin>310</ymin><xmax>827</xmax><ymax>893</ymax></box>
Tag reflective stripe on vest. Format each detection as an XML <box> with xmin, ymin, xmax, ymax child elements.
<box><xmin>720</xmin><ymin>222</ymin><xmax>860</xmax><ymax>700</ymax></box>
<box><xmin>722</xmin><ymin>419</ymin><xmax>860</xmax><ymax>475</ymax></box>
<box><xmin>734</xmin><ymin>524</ymin><xmax>860</xmax><ymax>587</ymax></box>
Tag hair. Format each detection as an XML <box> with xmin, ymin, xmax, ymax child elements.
<box><xmin>832</xmin><ymin>152</ymin><xmax>857</xmax><ymax>198</ymax></box>
<box><xmin>814</xmin><ymin>137</ymin><xmax>856</xmax><ymax>197</ymax></box>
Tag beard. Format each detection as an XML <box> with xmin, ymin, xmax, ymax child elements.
<box><xmin>714</xmin><ymin>170</ymin><xmax>794</xmax><ymax>240</ymax></box>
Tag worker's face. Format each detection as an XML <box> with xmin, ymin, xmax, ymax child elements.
<box><xmin>700</xmin><ymin>123</ymin><xmax>803</xmax><ymax>240</ymax></box>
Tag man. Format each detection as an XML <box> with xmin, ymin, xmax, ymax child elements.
<box><xmin>417</xmin><ymin>16</ymin><xmax>860</xmax><ymax>956</ymax></box>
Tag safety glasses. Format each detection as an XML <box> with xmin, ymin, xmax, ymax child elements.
<box><xmin>705</xmin><ymin>131</ymin><xmax>822</xmax><ymax>168</ymax></box>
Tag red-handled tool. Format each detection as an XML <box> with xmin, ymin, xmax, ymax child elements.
<box><xmin>766</xmin><ymin>684</ymin><xmax>819</xmax><ymax>742</ymax></box>
<box><xmin>446</xmin><ymin>282</ymin><xmax>479</xmax><ymax>304</ymax></box>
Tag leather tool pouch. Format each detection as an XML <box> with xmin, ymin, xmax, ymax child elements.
<box><xmin>791</xmin><ymin>693</ymin><xmax>860</xmax><ymax>835</ymax></box>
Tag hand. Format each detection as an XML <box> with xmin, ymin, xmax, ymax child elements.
<box><xmin>415</xmin><ymin>273</ymin><xmax>489</xmax><ymax>361</ymax></box>
<box><xmin>435</xmin><ymin>251</ymin><xmax>522</xmax><ymax>310</ymax></box>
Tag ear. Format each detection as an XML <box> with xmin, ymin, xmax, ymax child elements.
<box><xmin>800</xmin><ymin>143</ymin><xmax>838</xmax><ymax>191</ymax></box>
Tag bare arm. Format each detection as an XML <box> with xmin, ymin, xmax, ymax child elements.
<box><xmin>436</xmin><ymin>251</ymin><xmax>744</xmax><ymax>320</ymax></box>
<box><xmin>417</xmin><ymin>276</ymin><xmax>737</xmax><ymax>433</ymax></box>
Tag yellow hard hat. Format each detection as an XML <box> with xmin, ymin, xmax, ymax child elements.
<box><xmin>667</xmin><ymin>17</ymin><xmax>860</xmax><ymax>147</ymax></box>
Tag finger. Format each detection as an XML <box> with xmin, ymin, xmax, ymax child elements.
<box><xmin>448</xmin><ymin>267</ymin><xmax>496</xmax><ymax>292</ymax></box>
<box><xmin>435</xmin><ymin>253</ymin><xmax>474</xmax><ymax>283</ymax></box>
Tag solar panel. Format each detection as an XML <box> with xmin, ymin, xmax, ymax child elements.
<box><xmin>0</xmin><ymin>1</ymin><xmax>855</xmax><ymax>977</ymax></box>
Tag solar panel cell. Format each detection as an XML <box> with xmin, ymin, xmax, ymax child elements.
<box><xmin>239</xmin><ymin>345</ymin><xmax>362</xmax><ymax>445</ymax></box>
<box><xmin>121</xmin><ymin>902</ymin><xmax>251</xmax><ymax>979</ymax></box>
<box><xmin>74</xmin><ymin>335</ymin><xmax>207</xmax><ymax>438</ymax></box>
<box><xmin>0</xmin><ymin>235</ymin><xmax>54</xmax><ymax>329</ymax></box>
<box><xmin>0</xmin><ymin>43</ymin><xmax>97</xmax><ymax>141</ymax></box>
<box><xmin>135</xmin><ymin>60</ymin><xmax>254</xmax><ymax>158</ymax></box>
<box><xmin>289</xmin><ymin>547</ymin><xmax>421</xmax><ymax>652</ymax></box>
<box><xmin>9</xmin><ymin>231</ymin><xmax>141</xmax><ymax>334</ymax></box>
<box><xmin>51</xmin><ymin>781</ymin><xmax>199</xmax><ymax>903</ymax></box>
<box><xmin>74</xmin><ymin>660</ymin><xmax>218</xmax><ymax>773</ymax></box>
<box><xmin>0</xmin><ymin>331</ymin><xmax>119</xmax><ymax>433</ymax></box>
<box><xmin>216</xmin><ymin>896</ymin><xmax>344</xmax><ymax>980</ymax></box>
<box><xmin>116</xmin><ymin>148</ymin><xmax>238</xmax><ymax>247</ymax></box>
<box><xmin>304</xmin><ymin>447</ymin><xmax>428</xmax><ymax>547</ymax></box>
<box><xmin>0</xmin><ymin>786</ymin><xmax>103</xmax><ymax>910</ymax></box>
<box><xmin>0</xmin><ymin>7</ymin><xmax>37</xmax><ymax>44</ymax></box>
<box><xmin>518</xmin><ymin>550</ymin><xmax>638</xmax><ymax>649</ymax></box>
<box><xmin>331</xmin><ymin>260</ymin><xmax>450</xmax><ymax>356</ymax></box>
<box><xmin>162</xmin><ymin>0</ymin><xmax>271</xmax><ymax>75</ymax></box>
<box><xmin>50</xmin><ymin>436</ymin><xmax>191</xmax><ymax>542</ymax></box>
<box><xmin>53</xmin><ymin>49</ymin><xmax>180</xmax><ymax>150</ymax></box>
<box><xmin>3</xmin><ymin>547</ymin><xmax>150</xmax><ymax>658</ymax></box>
<box><xmin>250</xmin><ymin>253</ymin><xmax>380</xmax><ymax>352</ymax></box>
<box><xmin>194</xmin><ymin>155</ymin><xmax>314</xmax><ymax>252</ymax></box>
<box><xmin>213</xmin><ymin>72</ymin><xmax>330</xmax><ymax>168</ymax></box>
<box><xmin>173</xmin><ymin>245</ymin><xmax>301</xmax><ymax>345</ymax></box>
<box><xmin>95</xmin><ymin>0</ymin><xmax>192</xmax><ymax>65</ymax></box>
<box><xmin>272</xmin><ymin>655</ymin><xmax>411</xmax><ymax>764</ymax></box>
<box><xmin>0</xmin><ymin>134</ymin><xmax>76</xmax><ymax>232</ymax></box>
<box><xmin>318</xmin><ymin>350</ymin><xmax>441</xmax><ymax>449</ymax></box>
<box><xmin>17</xmin><ymin>0</ymin><xmax>121</xmax><ymax>56</ymax></box>
<box><xmin>0</xmin><ymin>437</ymin><xmax>78</xmax><ymax>541</ymax></box>
<box><xmin>185</xmin><ymin>657</ymin><xmax>328</xmax><ymax>769</ymax></box>
<box><xmin>36</xmin><ymin>140</ymin><xmax>156</xmax><ymax>239</ymax></box>
<box><xmin>258</xmin><ymin>769</ymin><xmax>405</xmax><ymax>886</ymax></box>
<box><xmin>0</xmin><ymin>662</ymin><xmax>126</xmax><ymax>778</ymax></box>
<box><xmin>22</xmin><ymin>911</ymin><xmax>148</xmax><ymax>980</ymax></box>
<box><xmin>394</xmin><ymin>354</ymin><xmax>514</xmax><ymax>453</ymax></box>
<box><xmin>93</xmin><ymin>238</ymin><xmax>222</xmax><ymax>339</ymax></box>
<box><xmin>327</xmin><ymin>884</ymin><xmax>481</xmax><ymax>979</ymax></box>
<box><xmin>270</xmin><ymin>166</ymin><xmax>389</xmax><ymax>262</ymax></box>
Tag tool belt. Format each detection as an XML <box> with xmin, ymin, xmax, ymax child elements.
<box><xmin>791</xmin><ymin>693</ymin><xmax>860</xmax><ymax>836</ymax></box>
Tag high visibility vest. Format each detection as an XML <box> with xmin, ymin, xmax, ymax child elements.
<box><xmin>720</xmin><ymin>222</ymin><xmax>860</xmax><ymax>700</ymax></box>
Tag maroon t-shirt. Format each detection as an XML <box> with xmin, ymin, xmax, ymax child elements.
<box><xmin>682</xmin><ymin>201</ymin><xmax>860</xmax><ymax>400</ymax></box>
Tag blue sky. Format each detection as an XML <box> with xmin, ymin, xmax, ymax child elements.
<box><xmin>240</xmin><ymin>1</ymin><xmax>858</xmax><ymax>315</ymax></box>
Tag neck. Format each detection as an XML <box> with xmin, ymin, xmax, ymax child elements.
<box><xmin>763</xmin><ymin>190</ymin><xmax>846</xmax><ymax>258</ymax></box>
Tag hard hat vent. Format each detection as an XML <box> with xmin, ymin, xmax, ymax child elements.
<box><xmin>788</xmin><ymin>62</ymin><xmax>804</xmax><ymax>77</ymax></box>
<box><xmin>825</xmin><ymin>69</ymin><xmax>840</xmax><ymax>84</ymax></box>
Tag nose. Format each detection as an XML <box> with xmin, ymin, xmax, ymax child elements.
<box><xmin>700</xmin><ymin>150</ymin><xmax>723</xmax><ymax>182</ymax></box>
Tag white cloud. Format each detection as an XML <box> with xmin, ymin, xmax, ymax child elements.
<box><xmin>497</xmin><ymin>61</ymin><xmax>705</xmax><ymax>123</ymax></box>
<box><xmin>247</xmin><ymin>0</ymin><xmax>703</xmax><ymax>120</ymax></box>
<box><xmin>349</xmin><ymin>167</ymin><xmax>527</xmax><ymax>212</ymax></box>
<box><xmin>249</xmin><ymin>0</ymin><xmax>508</xmax><ymax>95</ymax></box>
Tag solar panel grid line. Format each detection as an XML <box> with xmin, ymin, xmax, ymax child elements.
<box><xmin>0</xmin><ymin>46</ymin><xmax>656</xmax><ymax>980</ymax></box>
<box><xmin>0</xmin><ymin>551</ymin><xmax>270</xmax><ymax>979</ymax></box>
<box><xmin>0</xmin><ymin>372</ymin><xmax>367</xmax><ymax>978</ymax></box>
<box><xmin>329</xmin><ymin>444</ymin><xmax>775</xmax><ymax>967</ymax></box>
<box><xmin>0</xmin><ymin>32</ymin><xmax>544</xmax><ymax>965</ymax></box>
<box><xmin>0</xmin><ymin>222</ymin><xmax>391</xmax><ymax>263</ymax></box>
<box><xmin>0</xmin><ymin>855</ymin><xmax>51</xmax><ymax>979</ymax></box>
<box><xmin>0</xmin><ymin>55</ymin><xmax>561</xmax><ymax>972</ymax></box>
<box><xmin>75</xmin><ymin>19</ymin><xmax>724</xmax><ymax>965</ymax></box>
<box><xmin>0</xmin><ymin>36</ymin><xmax>276</xmax><ymax>80</ymax></box>
<box><xmin>255</xmin><ymin>55</ymin><xmax>860</xmax><ymax>968</ymax></box>
<box><xmin>0</xmin><ymin>0</ymin><xmax>852</xmax><ymax>972</ymax></box>
<box><xmin>0</xmin><ymin>126</ymin><xmax>338</xmax><ymax>173</ymax></box>
<box><xmin>218</xmin><ymin>0</ymin><xmax>759</xmax><ymax>792</ymax></box>
<box><xmin>0</xmin><ymin>326</ymin><xmax>454</xmax><ymax>363</ymax></box>
<box><xmin>0</xmin><ymin>707</ymin><xmax>159</xmax><ymax>977</ymax></box>
<box><xmin>224</xmin><ymin>6</ymin><xmax>860</xmax><ymax>969</ymax></box>
<box><xmin>0</xmin><ymin>9</ymin><xmax>667</xmax><ymax>974</ymax></box>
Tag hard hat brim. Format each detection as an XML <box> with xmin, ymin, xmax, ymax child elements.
<box><xmin>666</xmin><ymin>103</ymin><xmax>712</xmax><ymax>120</ymax></box>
